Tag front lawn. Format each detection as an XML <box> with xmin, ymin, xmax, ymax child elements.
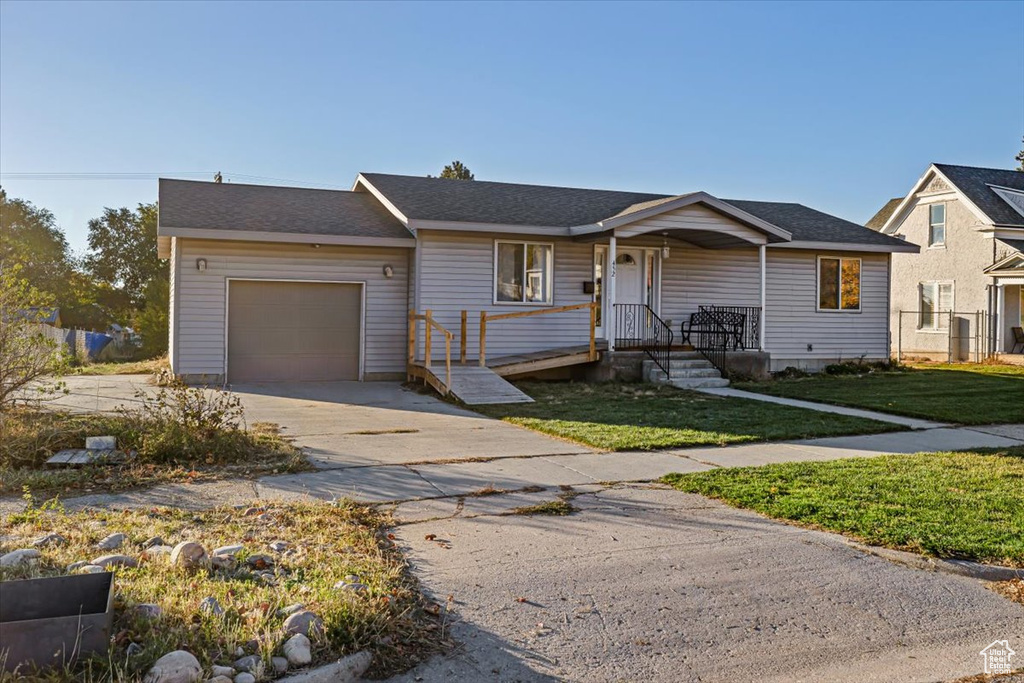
<box><xmin>663</xmin><ymin>446</ymin><xmax>1024</xmax><ymax>567</ymax></box>
<box><xmin>0</xmin><ymin>501</ymin><xmax>445</xmax><ymax>681</ymax></box>
<box><xmin>735</xmin><ymin>363</ymin><xmax>1024</xmax><ymax>425</ymax></box>
<box><xmin>473</xmin><ymin>382</ymin><xmax>901</xmax><ymax>451</ymax></box>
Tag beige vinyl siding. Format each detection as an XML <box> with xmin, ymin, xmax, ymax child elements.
<box><xmin>416</xmin><ymin>230</ymin><xmax>593</xmax><ymax>359</ymax></box>
<box><xmin>764</xmin><ymin>249</ymin><xmax>890</xmax><ymax>368</ymax></box>
<box><xmin>174</xmin><ymin>239</ymin><xmax>410</xmax><ymax>378</ymax></box>
<box><xmin>657</xmin><ymin>245</ymin><xmax>761</xmax><ymax>327</ymax></box>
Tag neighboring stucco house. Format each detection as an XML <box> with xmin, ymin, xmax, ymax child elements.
<box><xmin>870</xmin><ymin>164</ymin><xmax>1024</xmax><ymax>359</ymax></box>
<box><xmin>157</xmin><ymin>173</ymin><xmax>914</xmax><ymax>391</ymax></box>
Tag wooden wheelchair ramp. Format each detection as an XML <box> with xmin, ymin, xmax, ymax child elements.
<box><xmin>408</xmin><ymin>362</ymin><xmax>533</xmax><ymax>405</ymax></box>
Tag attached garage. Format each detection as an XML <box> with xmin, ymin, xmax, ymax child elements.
<box><xmin>227</xmin><ymin>280</ymin><xmax>363</xmax><ymax>383</ymax></box>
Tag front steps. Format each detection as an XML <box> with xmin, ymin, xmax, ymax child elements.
<box><xmin>642</xmin><ymin>353</ymin><xmax>730</xmax><ymax>389</ymax></box>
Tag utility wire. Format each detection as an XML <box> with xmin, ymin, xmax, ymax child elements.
<box><xmin>0</xmin><ymin>171</ymin><xmax>348</xmax><ymax>189</ymax></box>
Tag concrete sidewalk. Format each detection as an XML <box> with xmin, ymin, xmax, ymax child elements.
<box><xmin>699</xmin><ymin>386</ymin><xmax>948</xmax><ymax>430</ymax></box>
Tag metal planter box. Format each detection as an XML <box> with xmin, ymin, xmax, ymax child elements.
<box><xmin>0</xmin><ymin>571</ymin><xmax>114</xmax><ymax>673</ymax></box>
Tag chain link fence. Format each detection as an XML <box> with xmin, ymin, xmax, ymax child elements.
<box><xmin>895</xmin><ymin>310</ymin><xmax>988</xmax><ymax>363</ymax></box>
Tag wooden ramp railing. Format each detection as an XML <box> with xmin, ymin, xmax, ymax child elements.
<box><xmin>407</xmin><ymin>310</ymin><xmax>454</xmax><ymax>396</ymax></box>
<box><xmin>479</xmin><ymin>302</ymin><xmax>598</xmax><ymax>367</ymax></box>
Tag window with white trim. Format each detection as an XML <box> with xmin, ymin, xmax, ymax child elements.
<box><xmin>919</xmin><ymin>281</ymin><xmax>953</xmax><ymax>330</ymax></box>
<box><xmin>928</xmin><ymin>204</ymin><xmax>946</xmax><ymax>247</ymax></box>
<box><xmin>817</xmin><ymin>256</ymin><xmax>861</xmax><ymax>311</ymax></box>
<box><xmin>495</xmin><ymin>241</ymin><xmax>553</xmax><ymax>304</ymax></box>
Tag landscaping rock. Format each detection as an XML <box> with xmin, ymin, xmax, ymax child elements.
<box><xmin>282</xmin><ymin>610</ymin><xmax>323</xmax><ymax>637</ymax></box>
<box><xmin>343</xmin><ymin>574</ymin><xmax>360</xmax><ymax>583</ymax></box>
<box><xmin>333</xmin><ymin>581</ymin><xmax>367</xmax><ymax>593</ymax></box>
<box><xmin>268</xmin><ymin>540</ymin><xmax>289</xmax><ymax>552</ymax></box>
<box><xmin>142</xmin><ymin>545</ymin><xmax>174</xmax><ymax>561</ymax></box>
<box><xmin>232</xmin><ymin>655</ymin><xmax>263</xmax><ymax>675</ymax></box>
<box><xmin>0</xmin><ymin>548</ymin><xmax>41</xmax><ymax>567</ymax></box>
<box><xmin>143</xmin><ymin>535</ymin><xmax>164</xmax><ymax>548</ymax></box>
<box><xmin>171</xmin><ymin>542</ymin><xmax>209</xmax><ymax>571</ymax></box>
<box><xmin>92</xmin><ymin>554</ymin><xmax>138</xmax><ymax>569</ymax></box>
<box><xmin>275</xmin><ymin>652</ymin><xmax>371</xmax><ymax>682</ymax></box>
<box><xmin>272</xmin><ymin>656</ymin><xmax>289</xmax><ymax>674</ymax></box>
<box><xmin>97</xmin><ymin>533</ymin><xmax>126</xmax><ymax>550</ymax></box>
<box><xmin>86</xmin><ymin>435</ymin><xmax>117</xmax><ymax>449</ymax></box>
<box><xmin>213</xmin><ymin>544</ymin><xmax>244</xmax><ymax>557</ymax></box>
<box><xmin>282</xmin><ymin>633</ymin><xmax>311</xmax><ymax>666</ymax></box>
<box><xmin>246</xmin><ymin>554</ymin><xmax>274</xmax><ymax>569</ymax></box>
<box><xmin>143</xmin><ymin>649</ymin><xmax>202</xmax><ymax>683</ymax></box>
<box><xmin>210</xmin><ymin>666</ymin><xmax>235</xmax><ymax>678</ymax></box>
<box><xmin>135</xmin><ymin>603</ymin><xmax>163</xmax><ymax>619</ymax></box>
<box><xmin>80</xmin><ymin>565</ymin><xmax>107</xmax><ymax>574</ymax></box>
<box><xmin>33</xmin><ymin>532</ymin><xmax>67</xmax><ymax>547</ymax></box>
<box><xmin>234</xmin><ymin>675</ymin><xmax>256</xmax><ymax>683</ymax></box>
<box><xmin>67</xmin><ymin>560</ymin><xmax>90</xmax><ymax>572</ymax></box>
<box><xmin>278</xmin><ymin>603</ymin><xmax>304</xmax><ymax>617</ymax></box>
<box><xmin>211</xmin><ymin>555</ymin><xmax>236</xmax><ymax>571</ymax></box>
<box><xmin>206</xmin><ymin>677</ymin><xmax>232</xmax><ymax>683</ymax></box>
<box><xmin>200</xmin><ymin>597</ymin><xmax>224</xmax><ymax>615</ymax></box>
<box><xmin>126</xmin><ymin>642</ymin><xmax>144</xmax><ymax>657</ymax></box>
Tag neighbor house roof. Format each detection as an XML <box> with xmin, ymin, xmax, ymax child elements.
<box><xmin>998</xmin><ymin>238</ymin><xmax>1024</xmax><ymax>255</ymax></box>
<box><xmin>933</xmin><ymin>164</ymin><xmax>1024</xmax><ymax>227</ymax></box>
<box><xmin>158</xmin><ymin>179</ymin><xmax>414</xmax><ymax>246</ymax></box>
<box><xmin>866</xmin><ymin>197</ymin><xmax>903</xmax><ymax>230</ymax></box>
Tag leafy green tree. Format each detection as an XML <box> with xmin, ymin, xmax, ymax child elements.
<box><xmin>0</xmin><ymin>188</ymin><xmax>76</xmax><ymax>296</ymax></box>
<box><xmin>438</xmin><ymin>160</ymin><xmax>474</xmax><ymax>180</ymax></box>
<box><xmin>86</xmin><ymin>202</ymin><xmax>163</xmax><ymax>309</ymax></box>
<box><xmin>134</xmin><ymin>276</ymin><xmax>169</xmax><ymax>358</ymax></box>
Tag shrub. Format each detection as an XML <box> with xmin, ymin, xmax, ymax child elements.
<box><xmin>0</xmin><ymin>268</ymin><xmax>67</xmax><ymax>411</ymax></box>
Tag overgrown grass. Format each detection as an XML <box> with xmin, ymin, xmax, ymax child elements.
<box><xmin>510</xmin><ymin>500</ymin><xmax>576</xmax><ymax>516</ymax></box>
<box><xmin>70</xmin><ymin>357</ymin><xmax>169</xmax><ymax>376</ymax></box>
<box><xmin>663</xmin><ymin>446</ymin><xmax>1024</xmax><ymax>567</ymax></box>
<box><xmin>0</xmin><ymin>409</ymin><xmax>307</xmax><ymax>496</ymax></box>
<box><xmin>473</xmin><ymin>382</ymin><xmax>900</xmax><ymax>451</ymax></box>
<box><xmin>0</xmin><ymin>501</ymin><xmax>447</xmax><ymax>681</ymax></box>
<box><xmin>736</xmin><ymin>363</ymin><xmax>1024</xmax><ymax>425</ymax></box>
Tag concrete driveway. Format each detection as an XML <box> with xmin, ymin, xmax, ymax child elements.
<box><xmin>388</xmin><ymin>484</ymin><xmax>1024</xmax><ymax>683</ymax></box>
<box><xmin>55</xmin><ymin>376</ymin><xmax>592</xmax><ymax>469</ymax></box>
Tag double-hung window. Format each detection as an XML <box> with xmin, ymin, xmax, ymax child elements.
<box><xmin>817</xmin><ymin>256</ymin><xmax>861</xmax><ymax>311</ymax></box>
<box><xmin>928</xmin><ymin>204</ymin><xmax>946</xmax><ymax>247</ymax></box>
<box><xmin>919</xmin><ymin>281</ymin><xmax>953</xmax><ymax>330</ymax></box>
<box><xmin>495</xmin><ymin>241</ymin><xmax>553</xmax><ymax>304</ymax></box>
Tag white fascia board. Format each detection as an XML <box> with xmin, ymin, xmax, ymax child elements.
<box><xmin>769</xmin><ymin>240</ymin><xmax>920</xmax><ymax>254</ymax></box>
<box><xmin>158</xmin><ymin>226</ymin><xmax>415</xmax><ymax>248</ymax></box>
<box><xmin>880</xmin><ymin>165</ymin><xmax>993</xmax><ymax>234</ymax></box>
<box><xmin>410</xmin><ymin>219</ymin><xmax>571</xmax><ymax>236</ymax></box>
<box><xmin>351</xmin><ymin>174</ymin><xmax>412</xmax><ymax>228</ymax></box>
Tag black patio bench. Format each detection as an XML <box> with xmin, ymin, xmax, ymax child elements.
<box><xmin>680</xmin><ymin>310</ymin><xmax>746</xmax><ymax>350</ymax></box>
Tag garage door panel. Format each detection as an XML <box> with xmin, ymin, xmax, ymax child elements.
<box><xmin>228</xmin><ymin>281</ymin><xmax>361</xmax><ymax>382</ymax></box>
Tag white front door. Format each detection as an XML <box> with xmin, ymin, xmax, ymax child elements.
<box><xmin>594</xmin><ymin>246</ymin><xmax>657</xmax><ymax>337</ymax></box>
<box><xmin>615</xmin><ymin>250</ymin><xmax>644</xmax><ymax>305</ymax></box>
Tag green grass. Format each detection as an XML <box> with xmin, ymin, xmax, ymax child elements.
<box><xmin>736</xmin><ymin>363</ymin><xmax>1024</xmax><ymax>425</ymax></box>
<box><xmin>0</xmin><ymin>501</ymin><xmax>446</xmax><ymax>681</ymax></box>
<box><xmin>473</xmin><ymin>382</ymin><xmax>901</xmax><ymax>451</ymax></box>
<box><xmin>510</xmin><ymin>500</ymin><xmax>576</xmax><ymax>516</ymax></box>
<box><xmin>663</xmin><ymin>446</ymin><xmax>1024</xmax><ymax>567</ymax></box>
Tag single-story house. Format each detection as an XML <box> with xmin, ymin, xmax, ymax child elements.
<box><xmin>157</xmin><ymin>173</ymin><xmax>916</xmax><ymax>392</ymax></box>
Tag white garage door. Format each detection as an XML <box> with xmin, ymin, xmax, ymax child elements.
<box><xmin>227</xmin><ymin>281</ymin><xmax>361</xmax><ymax>383</ymax></box>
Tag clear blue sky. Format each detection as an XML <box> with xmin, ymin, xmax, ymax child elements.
<box><xmin>2</xmin><ymin>0</ymin><xmax>1022</xmax><ymax>253</ymax></box>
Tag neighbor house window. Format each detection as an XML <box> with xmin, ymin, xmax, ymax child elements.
<box><xmin>817</xmin><ymin>257</ymin><xmax>861</xmax><ymax>311</ymax></box>
<box><xmin>928</xmin><ymin>204</ymin><xmax>946</xmax><ymax>247</ymax></box>
<box><xmin>495</xmin><ymin>241</ymin><xmax>553</xmax><ymax>304</ymax></box>
<box><xmin>919</xmin><ymin>281</ymin><xmax>953</xmax><ymax>330</ymax></box>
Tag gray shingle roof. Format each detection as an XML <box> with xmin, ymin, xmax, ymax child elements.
<box><xmin>866</xmin><ymin>197</ymin><xmax>903</xmax><ymax>230</ymax></box>
<box><xmin>158</xmin><ymin>179</ymin><xmax>412</xmax><ymax>240</ymax></box>
<box><xmin>720</xmin><ymin>200</ymin><xmax>912</xmax><ymax>248</ymax></box>
<box><xmin>934</xmin><ymin>164</ymin><xmax>1024</xmax><ymax>227</ymax></box>
<box><xmin>998</xmin><ymin>238</ymin><xmax>1024</xmax><ymax>255</ymax></box>
<box><xmin>359</xmin><ymin>173</ymin><xmax>668</xmax><ymax>228</ymax></box>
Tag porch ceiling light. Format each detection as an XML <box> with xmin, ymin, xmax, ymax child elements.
<box><xmin>661</xmin><ymin>238</ymin><xmax>670</xmax><ymax>260</ymax></box>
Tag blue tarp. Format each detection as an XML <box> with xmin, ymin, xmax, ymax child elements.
<box><xmin>83</xmin><ymin>331</ymin><xmax>112</xmax><ymax>359</ymax></box>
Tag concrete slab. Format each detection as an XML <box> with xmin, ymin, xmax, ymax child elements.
<box><xmin>964</xmin><ymin>423</ymin><xmax>1024</xmax><ymax>442</ymax></box>
<box><xmin>413</xmin><ymin>458</ymin><xmax>596</xmax><ymax>496</ymax></box>
<box><xmin>699</xmin><ymin>387</ymin><xmax>948</xmax><ymax>430</ymax></box>
<box><xmin>542</xmin><ymin>451</ymin><xmax>713</xmax><ymax>482</ymax></box>
<box><xmin>391</xmin><ymin>497</ymin><xmax>463</xmax><ymax>524</ymax></box>
<box><xmin>256</xmin><ymin>466</ymin><xmax>441</xmax><ymax>503</ymax></box>
<box><xmin>389</xmin><ymin>485</ymin><xmax>1024</xmax><ymax>683</ymax></box>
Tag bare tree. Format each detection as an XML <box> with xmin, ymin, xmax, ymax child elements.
<box><xmin>0</xmin><ymin>267</ymin><xmax>66</xmax><ymax>411</ymax></box>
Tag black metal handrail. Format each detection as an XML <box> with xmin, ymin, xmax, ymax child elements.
<box><xmin>698</xmin><ymin>305</ymin><xmax>761</xmax><ymax>350</ymax></box>
<box><xmin>614</xmin><ymin>304</ymin><xmax>674</xmax><ymax>376</ymax></box>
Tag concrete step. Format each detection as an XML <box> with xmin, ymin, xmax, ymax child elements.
<box><xmin>667</xmin><ymin>377</ymin><xmax>731</xmax><ymax>389</ymax></box>
<box><xmin>647</xmin><ymin>367</ymin><xmax>722</xmax><ymax>381</ymax></box>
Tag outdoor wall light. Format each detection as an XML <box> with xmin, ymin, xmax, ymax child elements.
<box><xmin>196</xmin><ymin>258</ymin><xmax>207</xmax><ymax>272</ymax></box>
<box><xmin>661</xmin><ymin>240</ymin><xmax>671</xmax><ymax>260</ymax></box>
<box><xmin>382</xmin><ymin>264</ymin><xmax>394</xmax><ymax>279</ymax></box>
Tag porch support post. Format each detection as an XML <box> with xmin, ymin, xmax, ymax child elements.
<box><xmin>995</xmin><ymin>283</ymin><xmax>1005</xmax><ymax>354</ymax></box>
<box><xmin>607</xmin><ymin>235</ymin><xmax>617</xmax><ymax>351</ymax></box>
<box><xmin>759</xmin><ymin>244</ymin><xmax>767</xmax><ymax>351</ymax></box>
